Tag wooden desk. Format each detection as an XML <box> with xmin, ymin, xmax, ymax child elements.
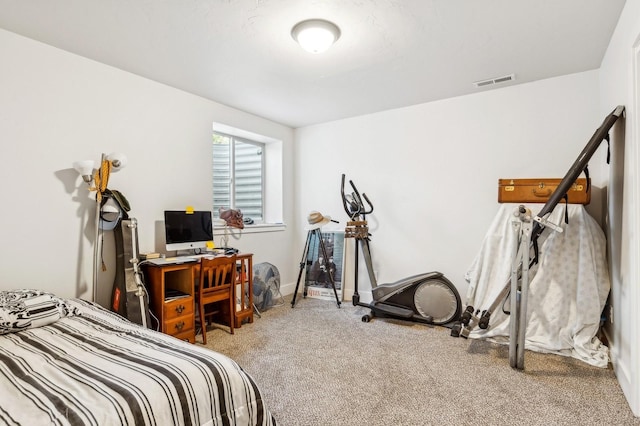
<box><xmin>145</xmin><ymin>253</ymin><xmax>254</xmax><ymax>343</ymax></box>
<box><xmin>144</xmin><ymin>263</ymin><xmax>196</xmax><ymax>343</ymax></box>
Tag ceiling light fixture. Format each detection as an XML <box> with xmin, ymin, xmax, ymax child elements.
<box><xmin>291</xmin><ymin>19</ymin><xmax>341</xmax><ymax>54</ymax></box>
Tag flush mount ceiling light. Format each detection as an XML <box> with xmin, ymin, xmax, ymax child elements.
<box><xmin>291</xmin><ymin>19</ymin><xmax>341</xmax><ymax>54</ymax></box>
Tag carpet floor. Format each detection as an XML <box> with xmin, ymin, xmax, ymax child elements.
<box><xmin>202</xmin><ymin>296</ymin><xmax>639</xmax><ymax>426</ymax></box>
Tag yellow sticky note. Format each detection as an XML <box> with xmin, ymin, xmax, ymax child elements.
<box><xmin>206</xmin><ymin>241</ymin><xmax>215</xmax><ymax>249</ymax></box>
<box><xmin>185</xmin><ymin>206</ymin><xmax>194</xmax><ymax>214</ymax></box>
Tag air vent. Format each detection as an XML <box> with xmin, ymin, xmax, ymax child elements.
<box><xmin>473</xmin><ymin>74</ymin><xmax>516</xmax><ymax>88</ymax></box>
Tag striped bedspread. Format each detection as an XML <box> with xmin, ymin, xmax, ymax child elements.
<box><xmin>0</xmin><ymin>299</ymin><xmax>275</xmax><ymax>426</ymax></box>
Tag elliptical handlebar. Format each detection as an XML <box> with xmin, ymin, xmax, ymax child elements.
<box><xmin>341</xmin><ymin>174</ymin><xmax>374</xmax><ymax>220</ymax></box>
<box><xmin>362</xmin><ymin>192</ymin><xmax>373</xmax><ymax>214</ymax></box>
<box><xmin>340</xmin><ymin>174</ymin><xmax>351</xmax><ymax>216</ymax></box>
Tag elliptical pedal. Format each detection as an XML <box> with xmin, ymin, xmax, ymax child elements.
<box><xmin>370</xmin><ymin>301</ymin><xmax>414</xmax><ymax>319</ymax></box>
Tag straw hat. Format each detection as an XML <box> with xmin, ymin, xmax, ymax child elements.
<box><xmin>306</xmin><ymin>211</ymin><xmax>332</xmax><ymax>230</ymax></box>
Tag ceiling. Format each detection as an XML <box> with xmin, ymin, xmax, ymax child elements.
<box><xmin>0</xmin><ymin>0</ymin><xmax>627</xmax><ymax>128</ymax></box>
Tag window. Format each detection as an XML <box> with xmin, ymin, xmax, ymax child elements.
<box><xmin>212</xmin><ymin>121</ymin><xmax>284</xmax><ymax>232</ymax></box>
<box><xmin>213</xmin><ymin>132</ymin><xmax>264</xmax><ymax>222</ymax></box>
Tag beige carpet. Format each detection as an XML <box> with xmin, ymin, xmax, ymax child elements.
<box><xmin>203</xmin><ymin>296</ymin><xmax>639</xmax><ymax>426</ymax></box>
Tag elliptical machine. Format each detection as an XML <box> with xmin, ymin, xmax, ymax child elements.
<box><xmin>341</xmin><ymin>174</ymin><xmax>462</xmax><ymax>325</ymax></box>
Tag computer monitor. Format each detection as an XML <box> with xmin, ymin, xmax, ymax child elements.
<box><xmin>164</xmin><ymin>210</ymin><xmax>213</xmax><ymax>252</ymax></box>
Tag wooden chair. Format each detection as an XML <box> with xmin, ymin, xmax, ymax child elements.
<box><xmin>195</xmin><ymin>255</ymin><xmax>236</xmax><ymax>344</ymax></box>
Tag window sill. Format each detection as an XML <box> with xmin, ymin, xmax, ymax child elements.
<box><xmin>213</xmin><ymin>223</ymin><xmax>286</xmax><ymax>236</ymax></box>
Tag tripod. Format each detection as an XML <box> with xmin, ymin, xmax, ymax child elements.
<box><xmin>291</xmin><ymin>228</ymin><xmax>342</xmax><ymax>308</ymax></box>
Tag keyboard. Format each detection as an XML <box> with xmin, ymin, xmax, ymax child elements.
<box><xmin>145</xmin><ymin>253</ymin><xmax>219</xmax><ymax>266</ymax></box>
<box><xmin>146</xmin><ymin>256</ymin><xmax>199</xmax><ymax>266</ymax></box>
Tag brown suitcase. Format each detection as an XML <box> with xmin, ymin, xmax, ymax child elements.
<box><xmin>498</xmin><ymin>178</ymin><xmax>590</xmax><ymax>204</ymax></box>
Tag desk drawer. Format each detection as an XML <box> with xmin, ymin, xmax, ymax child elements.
<box><xmin>164</xmin><ymin>314</ymin><xmax>194</xmax><ymax>337</ymax></box>
<box><xmin>164</xmin><ymin>297</ymin><xmax>194</xmax><ymax>320</ymax></box>
<box><xmin>172</xmin><ymin>329</ymin><xmax>196</xmax><ymax>343</ymax></box>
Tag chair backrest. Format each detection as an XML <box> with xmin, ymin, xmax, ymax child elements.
<box><xmin>199</xmin><ymin>255</ymin><xmax>237</xmax><ymax>292</ymax></box>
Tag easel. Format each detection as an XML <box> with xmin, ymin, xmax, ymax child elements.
<box><xmin>457</xmin><ymin>205</ymin><xmax>562</xmax><ymax>369</ymax></box>
<box><xmin>291</xmin><ymin>228</ymin><xmax>342</xmax><ymax>308</ymax></box>
<box><xmin>508</xmin><ymin>207</ymin><xmax>533</xmax><ymax>369</ymax></box>
<box><xmin>455</xmin><ymin>106</ymin><xmax>625</xmax><ymax>369</ymax></box>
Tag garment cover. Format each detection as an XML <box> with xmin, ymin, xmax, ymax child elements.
<box><xmin>465</xmin><ymin>203</ymin><xmax>610</xmax><ymax>367</ymax></box>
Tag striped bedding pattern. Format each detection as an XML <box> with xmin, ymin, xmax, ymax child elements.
<box><xmin>0</xmin><ymin>299</ymin><xmax>275</xmax><ymax>426</ymax></box>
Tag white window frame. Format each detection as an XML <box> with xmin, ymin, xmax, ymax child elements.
<box><xmin>213</xmin><ymin>131</ymin><xmax>265</xmax><ymax>221</ymax></box>
<box><xmin>212</xmin><ymin>122</ymin><xmax>285</xmax><ymax>235</ymax></box>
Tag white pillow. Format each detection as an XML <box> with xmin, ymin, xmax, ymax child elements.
<box><xmin>0</xmin><ymin>289</ymin><xmax>79</xmax><ymax>334</ymax></box>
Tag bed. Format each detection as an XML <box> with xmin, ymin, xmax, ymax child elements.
<box><xmin>0</xmin><ymin>290</ymin><xmax>275</xmax><ymax>425</ymax></box>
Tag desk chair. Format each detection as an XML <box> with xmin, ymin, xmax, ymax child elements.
<box><xmin>195</xmin><ymin>255</ymin><xmax>236</xmax><ymax>344</ymax></box>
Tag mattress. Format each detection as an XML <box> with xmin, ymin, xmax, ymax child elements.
<box><xmin>0</xmin><ymin>296</ymin><xmax>275</xmax><ymax>426</ymax></box>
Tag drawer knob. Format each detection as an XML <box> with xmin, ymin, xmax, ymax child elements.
<box><xmin>175</xmin><ymin>321</ymin><xmax>185</xmax><ymax>331</ymax></box>
<box><xmin>175</xmin><ymin>305</ymin><xmax>185</xmax><ymax>314</ymax></box>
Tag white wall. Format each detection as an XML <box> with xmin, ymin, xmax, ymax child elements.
<box><xmin>294</xmin><ymin>71</ymin><xmax>602</xmax><ymax>302</ymax></box>
<box><xmin>2</xmin><ymin>6</ymin><xmax>637</xmax><ymax>417</ymax></box>
<box><xmin>0</xmin><ymin>28</ymin><xmax>296</xmax><ymax>304</ymax></box>
<box><xmin>599</xmin><ymin>0</ymin><xmax>640</xmax><ymax>416</ymax></box>
<box><xmin>3</xmin><ymin>15</ymin><xmax>636</xmax><ymax>415</ymax></box>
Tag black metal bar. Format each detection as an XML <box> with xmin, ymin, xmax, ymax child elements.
<box><xmin>531</xmin><ymin>105</ymin><xmax>625</xmax><ymax>242</ymax></box>
<box><xmin>316</xmin><ymin>229</ymin><xmax>342</xmax><ymax>308</ymax></box>
<box><xmin>291</xmin><ymin>231</ymin><xmax>312</xmax><ymax>307</ymax></box>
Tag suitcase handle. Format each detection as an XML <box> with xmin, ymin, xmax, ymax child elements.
<box><xmin>532</xmin><ymin>188</ymin><xmax>552</xmax><ymax>197</ymax></box>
